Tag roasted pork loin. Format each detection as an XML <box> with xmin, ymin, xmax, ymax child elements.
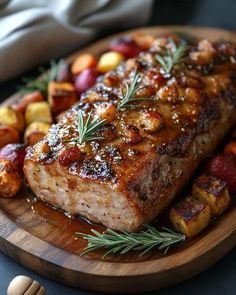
<box><xmin>24</xmin><ymin>36</ymin><xmax>236</xmax><ymax>231</ymax></box>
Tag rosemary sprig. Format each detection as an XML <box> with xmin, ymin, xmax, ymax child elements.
<box><xmin>117</xmin><ymin>69</ymin><xmax>151</xmax><ymax>109</ymax></box>
<box><xmin>155</xmin><ymin>38</ymin><xmax>187</xmax><ymax>73</ymax></box>
<box><xmin>19</xmin><ymin>59</ymin><xmax>64</xmax><ymax>97</ymax></box>
<box><xmin>76</xmin><ymin>225</ymin><xmax>185</xmax><ymax>257</ymax></box>
<box><xmin>66</xmin><ymin>110</ymin><xmax>107</xmax><ymax>145</ymax></box>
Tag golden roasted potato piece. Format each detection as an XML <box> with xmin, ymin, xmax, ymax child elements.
<box><xmin>0</xmin><ymin>106</ymin><xmax>24</xmax><ymax>132</ymax></box>
<box><xmin>48</xmin><ymin>81</ymin><xmax>77</xmax><ymax>115</ymax></box>
<box><xmin>97</xmin><ymin>52</ymin><xmax>124</xmax><ymax>72</ymax></box>
<box><xmin>0</xmin><ymin>159</ymin><xmax>22</xmax><ymax>197</ymax></box>
<box><xmin>13</xmin><ymin>91</ymin><xmax>44</xmax><ymax>114</ymax></box>
<box><xmin>24</xmin><ymin>122</ymin><xmax>51</xmax><ymax>146</ymax></box>
<box><xmin>25</xmin><ymin>102</ymin><xmax>52</xmax><ymax>125</ymax></box>
<box><xmin>0</xmin><ymin>125</ymin><xmax>20</xmax><ymax>148</ymax></box>
<box><xmin>192</xmin><ymin>174</ymin><xmax>230</xmax><ymax>216</ymax></box>
<box><xmin>170</xmin><ymin>196</ymin><xmax>211</xmax><ymax>238</ymax></box>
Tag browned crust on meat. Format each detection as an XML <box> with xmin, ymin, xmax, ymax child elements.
<box><xmin>24</xmin><ymin>36</ymin><xmax>236</xmax><ymax>231</ymax></box>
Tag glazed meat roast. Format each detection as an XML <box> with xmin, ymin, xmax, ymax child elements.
<box><xmin>24</xmin><ymin>36</ymin><xmax>236</xmax><ymax>231</ymax></box>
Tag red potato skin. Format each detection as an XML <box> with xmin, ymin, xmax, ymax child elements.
<box><xmin>205</xmin><ymin>154</ymin><xmax>236</xmax><ymax>192</ymax></box>
<box><xmin>75</xmin><ymin>68</ymin><xmax>99</xmax><ymax>95</ymax></box>
<box><xmin>0</xmin><ymin>144</ymin><xmax>26</xmax><ymax>170</ymax></box>
<box><xmin>109</xmin><ymin>37</ymin><xmax>142</xmax><ymax>58</ymax></box>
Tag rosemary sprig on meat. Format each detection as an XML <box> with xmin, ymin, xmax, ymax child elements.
<box><xmin>155</xmin><ymin>38</ymin><xmax>187</xmax><ymax>73</ymax></box>
<box><xmin>19</xmin><ymin>59</ymin><xmax>64</xmax><ymax>97</ymax></box>
<box><xmin>117</xmin><ymin>69</ymin><xmax>152</xmax><ymax>109</ymax></box>
<box><xmin>66</xmin><ymin>110</ymin><xmax>107</xmax><ymax>145</ymax></box>
<box><xmin>76</xmin><ymin>225</ymin><xmax>185</xmax><ymax>257</ymax></box>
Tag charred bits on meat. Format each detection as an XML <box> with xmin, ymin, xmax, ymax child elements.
<box><xmin>79</xmin><ymin>159</ymin><xmax>115</xmax><ymax>181</ymax></box>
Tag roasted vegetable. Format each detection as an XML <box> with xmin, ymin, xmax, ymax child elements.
<box><xmin>132</xmin><ymin>33</ymin><xmax>155</xmax><ymax>50</ymax></box>
<box><xmin>0</xmin><ymin>143</ymin><xmax>26</xmax><ymax>169</ymax></box>
<box><xmin>97</xmin><ymin>51</ymin><xmax>124</xmax><ymax>72</ymax></box>
<box><xmin>108</xmin><ymin>37</ymin><xmax>141</xmax><ymax>58</ymax></box>
<box><xmin>205</xmin><ymin>154</ymin><xmax>236</xmax><ymax>192</ymax></box>
<box><xmin>223</xmin><ymin>142</ymin><xmax>236</xmax><ymax>158</ymax></box>
<box><xmin>0</xmin><ymin>159</ymin><xmax>22</xmax><ymax>197</ymax></box>
<box><xmin>12</xmin><ymin>91</ymin><xmax>44</xmax><ymax>114</ymax></box>
<box><xmin>0</xmin><ymin>106</ymin><xmax>24</xmax><ymax>132</ymax></box>
<box><xmin>0</xmin><ymin>125</ymin><xmax>20</xmax><ymax>148</ymax></box>
<box><xmin>75</xmin><ymin>68</ymin><xmax>99</xmax><ymax>95</ymax></box>
<box><xmin>192</xmin><ymin>174</ymin><xmax>230</xmax><ymax>216</ymax></box>
<box><xmin>0</xmin><ymin>144</ymin><xmax>26</xmax><ymax>198</ymax></box>
<box><xmin>48</xmin><ymin>81</ymin><xmax>77</xmax><ymax>114</ymax></box>
<box><xmin>169</xmin><ymin>196</ymin><xmax>211</xmax><ymax>238</ymax></box>
<box><xmin>56</xmin><ymin>61</ymin><xmax>73</xmax><ymax>82</ymax></box>
<box><xmin>24</xmin><ymin>122</ymin><xmax>51</xmax><ymax>146</ymax></box>
<box><xmin>25</xmin><ymin>101</ymin><xmax>52</xmax><ymax>125</ymax></box>
<box><xmin>71</xmin><ymin>53</ymin><xmax>97</xmax><ymax>76</ymax></box>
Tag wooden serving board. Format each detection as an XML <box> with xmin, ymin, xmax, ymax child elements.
<box><xmin>1</xmin><ymin>26</ymin><xmax>236</xmax><ymax>293</ymax></box>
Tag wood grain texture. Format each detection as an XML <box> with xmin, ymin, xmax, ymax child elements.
<box><xmin>0</xmin><ymin>26</ymin><xmax>236</xmax><ymax>293</ymax></box>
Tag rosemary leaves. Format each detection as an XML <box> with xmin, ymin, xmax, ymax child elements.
<box><xmin>19</xmin><ymin>59</ymin><xmax>64</xmax><ymax>97</ymax></box>
<box><xmin>67</xmin><ymin>110</ymin><xmax>107</xmax><ymax>145</ymax></box>
<box><xmin>155</xmin><ymin>38</ymin><xmax>187</xmax><ymax>73</ymax></box>
<box><xmin>76</xmin><ymin>225</ymin><xmax>185</xmax><ymax>257</ymax></box>
<box><xmin>117</xmin><ymin>69</ymin><xmax>151</xmax><ymax>109</ymax></box>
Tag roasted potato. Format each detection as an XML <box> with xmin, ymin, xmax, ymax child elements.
<box><xmin>192</xmin><ymin>174</ymin><xmax>230</xmax><ymax>216</ymax></box>
<box><xmin>24</xmin><ymin>122</ymin><xmax>51</xmax><ymax>146</ymax></box>
<box><xmin>97</xmin><ymin>51</ymin><xmax>124</xmax><ymax>72</ymax></box>
<box><xmin>170</xmin><ymin>196</ymin><xmax>211</xmax><ymax>238</ymax></box>
<box><xmin>48</xmin><ymin>81</ymin><xmax>77</xmax><ymax>114</ymax></box>
<box><xmin>25</xmin><ymin>101</ymin><xmax>52</xmax><ymax>125</ymax></box>
<box><xmin>0</xmin><ymin>106</ymin><xmax>24</xmax><ymax>132</ymax></box>
<box><xmin>13</xmin><ymin>91</ymin><xmax>44</xmax><ymax>114</ymax></box>
<box><xmin>0</xmin><ymin>125</ymin><xmax>20</xmax><ymax>148</ymax></box>
<box><xmin>0</xmin><ymin>143</ymin><xmax>26</xmax><ymax>169</ymax></box>
<box><xmin>0</xmin><ymin>159</ymin><xmax>22</xmax><ymax>197</ymax></box>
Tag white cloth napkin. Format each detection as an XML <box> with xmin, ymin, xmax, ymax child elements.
<box><xmin>0</xmin><ymin>0</ymin><xmax>153</xmax><ymax>82</ymax></box>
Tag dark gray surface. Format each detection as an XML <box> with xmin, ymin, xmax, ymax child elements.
<box><xmin>0</xmin><ymin>0</ymin><xmax>236</xmax><ymax>294</ymax></box>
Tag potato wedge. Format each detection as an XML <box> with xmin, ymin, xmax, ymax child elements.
<box><xmin>0</xmin><ymin>159</ymin><xmax>22</xmax><ymax>197</ymax></box>
<box><xmin>192</xmin><ymin>174</ymin><xmax>230</xmax><ymax>216</ymax></box>
<box><xmin>0</xmin><ymin>125</ymin><xmax>20</xmax><ymax>148</ymax></box>
<box><xmin>0</xmin><ymin>106</ymin><xmax>24</xmax><ymax>132</ymax></box>
<box><xmin>25</xmin><ymin>102</ymin><xmax>52</xmax><ymax>125</ymax></box>
<box><xmin>48</xmin><ymin>81</ymin><xmax>77</xmax><ymax>114</ymax></box>
<box><xmin>13</xmin><ymin>91</ymin><xmax>44</xmax><ymax>114</ymax></box>
<box><xmin>170</xmin><ymin>196</ymin><xmax>211</xmax><ymax>238</ymax></box>
<box><xmin>24</xmin><ymin>122</ymin><xmax>51</xmax><ymax>146</ymax></box>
